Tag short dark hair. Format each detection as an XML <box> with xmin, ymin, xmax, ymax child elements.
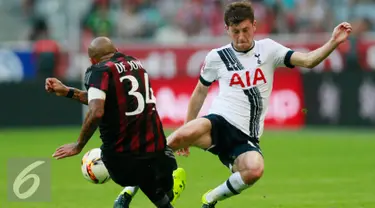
<box><xmin>224</xmin><ymin>1</ymin><xmax>255</xmax><ymax>26</ymax></box>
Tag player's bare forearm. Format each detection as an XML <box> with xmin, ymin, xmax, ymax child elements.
<box><xmin>76</xmin><ymin>99</ymin><xmax>104</xmax><ymax>150</ymax></box>
<box><xmin>306</xmin><ymin>38</ymin><xmax>338</xmax><ymax>67</ymax></box>
<box><xmin>70</xmin><ymin>88</ymin><xmax>88</xmax><ymax>105</ymax></box>
<box><xmin>76</xmin><ymin>112</ymin><xmax>98</xmax><ymax>150</ymax></box>
<box><xmin>186</xmin><ymin>82</ymin><xmax>209</xmax><ymax>122</ymax></box>
<box><xmin>291</xmin><ymin>38</ymin><xmax>339</xmax><ymax>68</ymax></box>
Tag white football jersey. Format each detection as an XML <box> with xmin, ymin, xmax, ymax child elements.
<box><xmin>200</xmin><ymin>38</ymin><xmax>294</xmax><ymax>139</ymax></box>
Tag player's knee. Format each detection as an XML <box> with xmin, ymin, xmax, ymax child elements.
<box><xmin>242</xmin><ymin>164</ymin><xmax>264</xmax><ymax>185</ymax></box>
<box><xmin>235</xmin><ymin>152</ymin><xmax>264</xmax><ymax>185</ymax></box>
<box><xmin>250</xmin><ymin>165</ymin><xmax>264</xmax><ymax>181</ymax></box>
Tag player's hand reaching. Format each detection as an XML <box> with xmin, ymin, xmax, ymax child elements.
<box><xmin>52</xmin><ymin>143</ymin><xmax>82</xmax><ymax>160</ymax></box>
<box><xmin>176</xmin><ymin>147</ymin><xmax>190</xmax><ymax>157</ymax></box>
<box><xmin>45</xmin><ymin>77</ymin><xmax>69</xmax><ymax>96</ymax></box>
<box><xmin>331</xmin><ymin>22</ymin><xmax>352</xmax><ymax>45</ymax></box>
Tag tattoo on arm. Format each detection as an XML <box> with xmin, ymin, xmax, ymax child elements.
<box><xmin>71</xmin><ymin>88</ymin><xmax>88</xmax><ymax>105</ymax></box>
<box><xmin>76</xmin><ymin>99</ymin><xmax>105</xmax><ymax>149</ymax></box>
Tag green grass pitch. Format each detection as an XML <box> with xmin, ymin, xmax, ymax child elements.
<box><xmin>0</xmin><ymin>127</ymin><xmax>374</xmax><ymax>208</ymax></box>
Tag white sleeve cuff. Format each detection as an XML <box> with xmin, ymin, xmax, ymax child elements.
<box><xmin>88</xmin><ymin>87</ymin><xmax>106</xmax><ymax>102</ymax></box>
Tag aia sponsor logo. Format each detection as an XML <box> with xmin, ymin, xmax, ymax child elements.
<box><xmin>229</xmin><ymin>68</ymin><xmax>267</xmax><ymax>88</ymax></box>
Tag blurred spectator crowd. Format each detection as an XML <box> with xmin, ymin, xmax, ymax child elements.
<box><xmin>0</xmin><ymin>0</ymin><xmax>374</xmax><ymax>44</ymax></box>
<box><xmin>0</xmin><ymin>0</ymin><xmax>374</xmax><ymax>81</ymax></box>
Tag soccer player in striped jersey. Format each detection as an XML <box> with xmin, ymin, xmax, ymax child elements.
<box><xmin>164</xmin><ymin>1</ymin><xmax>352</xmax><ymax>207</ymax></box>
<box><xmin>46</xmin><ymin>37</ymin><xmax>185</xmax><ymax>208</ymax></box>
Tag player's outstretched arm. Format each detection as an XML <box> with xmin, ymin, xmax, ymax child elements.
<box><xmin>45</xmin><ymin>78</ymin><xmax>88</xmax><ymax>105</ymax></box>
<box><xmin>52</xmin><ymin>94</ymin><xmax>104</xmax><ymax>160</ymax></box>
<box><xmin>186</xmin><ymin>81</ymin><xmax>209</xmax><ymax>122</ymax></box>
<box><xmin>290</xmin><ymin>22</ymin><xmax>352</xmax><ymax>68</ymax></box>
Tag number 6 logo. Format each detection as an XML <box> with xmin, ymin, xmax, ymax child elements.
<box><xmin>13</xmin><ymin>161</ymin><xmax>45</xmax><ymax>199</ymax></box>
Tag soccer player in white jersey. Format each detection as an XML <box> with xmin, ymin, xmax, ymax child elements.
<box><xmin>164</xmin><ymin>1</ymin><xmax>352</xmax><ymax>207</ymax></box>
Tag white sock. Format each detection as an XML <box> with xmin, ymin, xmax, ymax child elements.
<box><xmin>205</xmin><ymin>172</ymin><xmax>249</xmax><ymax>203</ymax></box>
<box><xmin>121</xmin><ymin>186</ymin><xmax>139</xmax><ymax>197</ymax></box>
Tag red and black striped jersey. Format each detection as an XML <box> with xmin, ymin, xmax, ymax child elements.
<box><xmin>84</xmin><ymin>52</ymin><xmax>166</xmax><ymax>154</ymax></box>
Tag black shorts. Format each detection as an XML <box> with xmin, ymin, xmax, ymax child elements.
<box><xmin>101</xmin><ymin>147</ymin><xmax>177</xmax><ymax>197</ymax></box>
<box><xmin>203</xmin><ymin>114</ymin><xmax>262</xmax><ymax>170</ymax></box>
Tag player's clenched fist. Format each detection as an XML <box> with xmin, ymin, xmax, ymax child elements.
<box><xmin>45</xmin><ymin>77</ymin><xmax>69</xmax><ymax>96</ymax></box>
<box><xmin>331</xmin><ymin>22</ymin><xmax>352</xmax><ymax>45</ymax></box>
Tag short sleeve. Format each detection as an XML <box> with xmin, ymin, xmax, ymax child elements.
<box><xmin>84</xmin><ymin>66</ymin><xmax>110</xmax><ymax>92</ymax></box>
<box><xmin>266</xmin><ymin>38</ymin><xmax>295</xmax><ymax>68</ymax></box>
<box><xmin>199</xmin><ymin>50</ymin><xmax>221</xmax><ymax>86</ymax></box>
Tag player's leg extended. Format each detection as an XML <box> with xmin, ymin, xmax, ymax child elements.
<box><xmin>166</xmin><ymin>118</ymin><xmax>212</xmax><ymax>204</ymax></box>
<box><xmin>167</xmin><ymin>117</ymin><xmax>213</xmax><ymax>151</ymax></box>
<box><xmin>113</xmin><ymin>186</ymin><xmax>139</xmax><ymax>208</ymax></box>
<box><xmin>202</xmin><ymin>151</ymin><xmax>264</xmax><ymax>207</ymax></box>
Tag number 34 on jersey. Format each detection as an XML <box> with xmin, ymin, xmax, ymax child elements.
<box><xmin>115</xmin><ymin>61</ymin><xmax>156</xmax><ymax>116</ymax></box>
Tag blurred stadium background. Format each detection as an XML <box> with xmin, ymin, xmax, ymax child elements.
<box><xmin>0</xmin><ymin>0</ymin><xmax>374</xmax><ymax>207</ymax></box>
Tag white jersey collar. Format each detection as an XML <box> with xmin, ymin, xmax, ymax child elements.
<box><xmin>231</xmin><ymin>41</ymin><xmax>255</xmax><ymax>54</ymax></box>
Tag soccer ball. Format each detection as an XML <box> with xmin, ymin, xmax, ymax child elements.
<box><xmin>81</xmin><ymin>148</ymin><xmax>111</xmax><ymax>184</ymax></box>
